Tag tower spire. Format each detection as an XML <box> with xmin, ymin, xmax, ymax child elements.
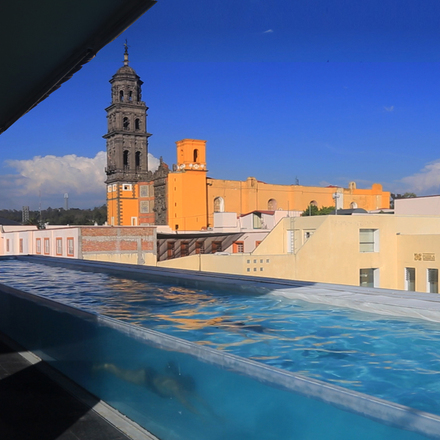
<box><xmin>123</xmin><ymin>39</ymin><xmax>129</xmax><ymax>66</ymax></box>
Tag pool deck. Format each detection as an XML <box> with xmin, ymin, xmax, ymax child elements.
<box><xmin>0</xmin><ymin>332</ymin><xmax>158</xmax><ymax>440</ymax></box>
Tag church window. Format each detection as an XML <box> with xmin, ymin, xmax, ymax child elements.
<box><xmin>193</xmin><ymin>149</ymin><xmax>198</xmax><ymax>162</ymax></box>
<box><xmin>123</xmin><ymin>150</ymin><xmax>129</xmax><ymax>168</ymax></box>
<box><xmin>214</xmin><ymin>197</ymin><xmax>224</xmax><ymax>213</ymax></box>
<box><xmin>129</xmin><ymin>91</ymin><xmax>133</xmax><ymax>102</ymax></box>
<box><xmin>123</xmin><ymin>117</ymin><xmax>130</xmax><ymax>130</ymax></box>
<box><xmin>140</xmin><ymin>201</ymin><xmax>150</xmax><ymax>213</ymax></box>
<box><xmin>268</xmin><ymin>198</ymin><xmax>277</xmax><ymax>210</ymax></box>
<box><xmin>119</xmin><ymin>90</ymin><xmax>124</xmax><ymax>102</ymax></box>
<box><xmin>135</xmin><ymin>151</ymin><xmax>141</xmax><ymax>168</ymax></box>
<box><xmin>135</xmin><ymin>118</ymin><xmax>140</xmax><ymax>130</ymax></box>
<box><xmin>140</xmin><ymin>185</ymin><xmax>149</xmax><ymax>197</ymax></box>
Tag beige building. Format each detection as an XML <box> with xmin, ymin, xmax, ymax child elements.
<box><xmin>5</xmin><ymin>214</ymin><xmax>440</xmax><ymax>294</ymax></box>
<box><xmin>158</xmin><ymin>214</ymin><xmax>440</xmax><ymax>293</ymax></box>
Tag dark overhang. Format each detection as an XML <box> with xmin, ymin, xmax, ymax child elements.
<box><xmin>0</xmin><ymin>0</ymin><xmax>156</xmax><ymax>135</ymax></box>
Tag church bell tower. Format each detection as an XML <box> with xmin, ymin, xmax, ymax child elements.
<box><xmin>104</xmin><ymin>44</ymin><xmax>151</xmax><ymax>185</ymax></box>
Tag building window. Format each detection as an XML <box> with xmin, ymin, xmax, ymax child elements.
<box><xmin>233</xmin><ymin>241</ymin><xmax>244</xmax><ymax>253</ymax></box>
<box><xmin>19</xmin><ymin>239</ymin><xmax>23</xmax><ymax>254</ymax></box>
<box><xmin>6</xmin><ymin>239</ymin><xmax>9</xmax><ymax>252</ymax></box>
<box><xmin>140</xmin><ymin>185</ymin><xmax>149</xmax><ymax>197</ymax></box>
<box><xmin>214</xmin><ymin>197</ymin><xmax>224</xmax><ymax>213</ymax></box>
<box><xmin>56</xmin><ymin>238</ymin><xmax>62</xmax><ymax>255</ymax></box>
<box><xmin>129</xmin><ymin>91</ymin><xmax>133</xmax><ymax>102</ymax></box>
<box><xmin>167</xmin><ymin>242</ymin><xmax>175</xmax><ymax>259</ymax></box>
<box><xmin>119</xmin><ymin>90</ymin><xmax>124</xmax><ymax>102</ymax></box>
<box><xmin>135</xmin><ymin>151</ymin><xmax>141</xmax><ymax>168</ymax></box>
<box><xmin>181</xmin><ymin>242</ymin><xmax>189</xmax><ymax>257</ymax></box>
<box><xmin>36</xmin><ymin>238</ymin><xmax>41</xmax><ymax>254</ymax></box>
<box><xmin>108</xmin><ymin>185</ymin><xmax>112</xmax><ymax>193</ymax></box>
<box><xmin>195</xmin><ymin>241</ymin><xmax>204</xmax><ymax>254</ymax></box>
<box><xmin>405</xmin><ymin>268</ymin><xmax>415</xmax><ymax>291</ymax></box>
<box><xmin>131</xmin><ymin>217</ymin><xmax>137</xmax><ymax>226</ymax></box>
<box><xmin>135</xmin><ymin>118</ymin><xmax>140</xmax><ymax>130</ymax></box>
<box><xmin>44</xmin><ymin>238</ymin><xmax>50</xmax><ymax>255</ymax></box>
<box><xmin>123</xmin><ymin>184</ymin><xmax>132</xmax><ymax>191</ymax></box>
<box><xmin>193</xmin><ymin>149</ymin><xmax>198</xmax><ymax>162</ymax></box>
<box><xmin>140</xmin><ymin>201</ymin><xmax>150</xmax><ymax>214</ymax></box>
<box><xmin>123</xmin><ymin>150</ymin><xmax>129</xmax><ymax>168</ymax></box>
<box><xmin>359</xmin><ymin>229</ymin><xmax>378</xmax><ymax>252</ymax></box>
<box><xmin>360</xmin><ymin>268</ymin><xmax>378</xmax><ymax>288</ymax></box>
<box><xmin>268</xmin><ymin>198</ymin><xmax>277</xmax><ymax>210</ymax></box>
<box><xmin>428</xmin><ymin>269</ymin><xmax>438</xmax><ymax>293</ymax></box>
<box><xmin>212</xmin><ymin>241</ymin><xmax>222</xmax><ymax>253</ymax></box>
<box><xmin>253</xmin><ymin>213</ymin><xmax>262</xmax><ymax>229</ymax></box>
<box><xmin>67</xmin><ymin>238</ymin><xmax>74</xmax><ymax>256</ymax></box>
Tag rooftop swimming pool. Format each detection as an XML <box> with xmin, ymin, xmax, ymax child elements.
<box><xmin>2</xmin><ymin>258</ymin><xmax>440</xmax><ymax>419</ymax></box>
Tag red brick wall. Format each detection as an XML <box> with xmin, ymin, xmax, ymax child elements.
<box><xmin>80</xmin><ymin>226</ymin><xmax>155</xmax><ymax>256</ymax></box>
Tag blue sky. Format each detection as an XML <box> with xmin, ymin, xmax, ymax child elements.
<box><xmin>1</xmin><ymin>0</ymin><xmax>440</xmax><ymax>209</ymax></box>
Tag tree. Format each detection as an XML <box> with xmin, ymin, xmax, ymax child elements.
<box><xmin>301</xmin><ymin>205</ymin><xmax>335</xmax><ymax>216</ymax></box>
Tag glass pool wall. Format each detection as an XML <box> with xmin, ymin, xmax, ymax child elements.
<box><xmin>0</xmin><ymin>258</ymin><xmax>440</xmax><ymax>440</ymax></box>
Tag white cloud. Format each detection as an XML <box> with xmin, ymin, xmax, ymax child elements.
<box><xmin>1</xmin><ymin>151</ymin><xmax>160</xmax><ymax>209</ymax></box>
<box><xmin>384</xmin><ymin>105</ymin><xmax>394</xmax><ymax>112</ymax></box>
<box><xmin>399</xmin><ymin>159</ymin><xmax>440</xmax><ymax>195</ymax></box>
<box><xmin>263</xmin><ymin>29</ymin><xmax>274</xmax><ymax>33</ymax></box>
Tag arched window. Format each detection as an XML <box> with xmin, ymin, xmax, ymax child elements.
<box><xmin>135</xmin><ymin>119</ymin><xmax>140</xmax><ymax>130</ymax></box>
<box><xmin>268</xmin><ymin>198</ymin><xmax>277</xmax><ymax>210</ymax></box>
<box><xmin>193</xmin><ymin>149</ymin><xmax>198</xmax><ymax>162</ymax></box>
<box><xmin>350</xmin><ymin>202</ymin><xmax>358</xmax><ymax>209</ymax></box>
<box><xmin>129</xmin><ymin>91</ymin><xmax>133</xmax><ymax>102</ymax></box>
<box><xmin>310</xmin><ymin>200</ymin><xmax>318</xmax><ymax>207</ymax></box>
<box><xmin>123</xmin><ymin>150</ymin><xmax>129</xmax><ymax>168</ymax></box>
<box><xmin>123</xmin><ymin>117</ymin><xmax>129</xmax><ymax>130</ymax></box>
<box><xmin>135</xmin><ymin>151</ymin><xmax>141</xmax><ymax>168</ymax></box>
<box><xmin>119</xmin><ymin>90</ymin><xmax>124</xmax><ymax>102</ymax></box>
<box><xmin>214</xmin><ymin>197</ymin><xmax>224</xmax><ymax>213</ymax></box>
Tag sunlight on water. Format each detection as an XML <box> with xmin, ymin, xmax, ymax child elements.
<box><xmin>2</xmin><ymin>260</ymin><xmax>440</xmax><ymax>416</ymax></box>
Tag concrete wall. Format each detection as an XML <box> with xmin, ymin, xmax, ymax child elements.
<box><xmin>395</xmin><ymin>196</ymin><xmax>440</xmax><ymax>215</ymax></box>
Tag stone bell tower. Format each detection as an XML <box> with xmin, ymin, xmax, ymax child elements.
<box><xmin>104</xmin><ymin>44</ymin><xmax>151</xmax><ymax>185</ymax></box>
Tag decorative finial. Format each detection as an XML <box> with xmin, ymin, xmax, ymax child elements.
<box><xmin>123</xmin><ymin>39</ymin><xmax>129</xmax><ymax>66</ymax></box>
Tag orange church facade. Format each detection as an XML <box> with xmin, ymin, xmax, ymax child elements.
<box><xmin>105</xmin><ymin>52</ymin><xmax>390</xmax><ymax>231</ymax></box>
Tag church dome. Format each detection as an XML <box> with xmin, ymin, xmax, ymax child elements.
<box><xmin>114</xmin><ymin>64</ymin><xmax>138</xmax><ymax>77</ymax></box>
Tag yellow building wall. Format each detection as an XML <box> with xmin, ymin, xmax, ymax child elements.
<box><xmin>167</xmin><ymin>139</ymin><xmax>208</xmax><ymax>231</ymax></box>
<box><xmin>397</xmin><ymin>233</ymin><xmax>440</xmax><ymax>292</ymax></box>
<box><xmin>157</xmin><ymin>215</ymin><xmax>440</xmax><ymax>292</ymax></box>
<box><xmin>206</xmin><ymin>178</ymin><xmax>390</xmax><ymax>228</ymax></box>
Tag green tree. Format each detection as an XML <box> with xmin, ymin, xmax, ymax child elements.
<box><xmin>301</xmin><ymin>205</ymin><xmax>334</xmax><ymax>216</ymax></box>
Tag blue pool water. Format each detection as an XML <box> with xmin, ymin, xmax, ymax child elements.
<box><xmin>2</xmin><ymin>260</ymin><xmax>440</xmax><ymax>417</ymax></box>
